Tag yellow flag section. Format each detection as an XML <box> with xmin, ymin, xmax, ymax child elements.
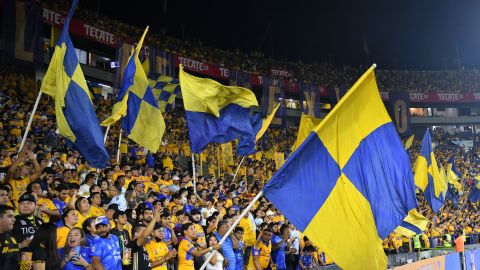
<box><xmin>394</xmin><ymin>209</ymin><xmax>429</xmax><ymax>237</ymax></box>
<box><xmin>263</xmin><ymin>65</ymin><xmax>417</xmax><ymax>270</ymax></box>
<box><xmin>291</xmin><ymin>113</ymin><xmax>322</xmax><ymax>152</ymax></box>
<box><xmin>404</xmin><ymin>134</ymin><xmax>414</xmax><ymax>150</ymax></box>
<box><xmin>101</xmin><ymin>27</ymin><xmax>165</xmax><ymax>153</ymax></box>
<box><xmin>255</xmin><ymin>103</ymin><xmax>280</xmax><ymax>141</ymax></box>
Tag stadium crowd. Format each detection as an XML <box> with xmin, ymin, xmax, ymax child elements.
<box><xmin>36</xmin><ymin>0</ymin><xmax>480</xmax><ymax>94</ymax></box>
<box><xmin>1</xmin><ymin>59</ymin><xmax>480</xmax><ymax>270</ymax></box>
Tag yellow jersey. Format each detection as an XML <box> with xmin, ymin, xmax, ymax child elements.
<box><xmin>9</xmin><ymin>177</ymin><xmax>30</xmax><ymax>203</ymax></box>
<box><xmin>248</xmin><ymin>240</ymin><xmax>271</xmax><ymax>269</ymax></box>
<box><xmin>36</xmin><ymin>197</ymin><xmax>57</xmax><ymax>223</ymax></box>
<box><xmin>145</xmin><ymin>240</ymin><xmax>169</xmax><ymax>270</ymax></box>
<box><xmin>178</xmin><ymin>238</ymin><xmax>195</xmax><ymax>270</ymax></box>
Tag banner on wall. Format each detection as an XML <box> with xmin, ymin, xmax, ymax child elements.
<box><xmin>263</xmin><ymin>77</ymin><xmax>286</xmax><ymax>127</ymax></box>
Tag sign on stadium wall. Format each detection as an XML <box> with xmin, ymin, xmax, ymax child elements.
<box><xmin>380</xmin><ymin>92</ymin><xmax>480</xmax><ymax>103</ymax></box>
<box><xmin>42</xmin><ymin>8</ymin><xmax>117</xmax><ymax>47</ymax></box>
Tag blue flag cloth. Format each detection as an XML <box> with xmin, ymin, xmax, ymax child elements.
<box><xmin>40</xmin><ymin>0</ymin><xmax>109</xmax><ymax>168</ymax></box>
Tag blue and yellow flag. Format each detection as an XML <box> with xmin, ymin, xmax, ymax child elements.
<box><xmin>447</xmin><ymin>156</ymin><xmax>462</xmax><ymax>191</ymax></box>
<box><xmin>263</xmin><ymin>65</ymin><xmax>417</xmax><ymax>270</ymax></box>
<box><xmin>40</xmin><ymin>0</ymin><xmax>109</xmax><ymax>168</ymax></box>
<box><xmin>291</xmin><ymin>113</ymin><xmax>323</xmax><ymax>152</ymax></box>
<box><xmin>394</xmin><ymin>209</ymin><xmax>429</xmax><ymax>237</ymax></box>
<box><xmin>413</xmin><ymin>129</ymin><xmax>445</xmax><ymax>213</ymax></box>
<box><xmin>148</xmin><ymin>74</ymin><xmax>180</xmax><ymax>112</ymax></box>
<box><xmin>101</xmin><ymin>27</ymin><xmax>165</xmax><ymax>153</ymax></box>
<box><xmin>179</xmin><ymin>66</ymin><xmax>258</xmax><ymax>155</ymax></box>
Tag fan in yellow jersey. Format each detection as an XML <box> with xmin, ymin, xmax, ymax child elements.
<box><xmin>28</xmin><ymin>181</ymin><xmax>59</xmax><ymax>223</ymax></box>
<box><xmin>5</xmin><ymin>148</ymin><xmax>41</xmax><ymax>204</ymax></box>
<box><xmin>178</xmin><ymin>223</ymin><xmax>221</xmax><ymax>270</ymax></box>
<box><xmin>146</xmin><ymin>224</ymin><xmax>177</xmax><ymax>270</ymax></box>
<box><xmin>248</xmin><ymin>228</ymin><xmax>274</xmax><ymax>270</ymax></box>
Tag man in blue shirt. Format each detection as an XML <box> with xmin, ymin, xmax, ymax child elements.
<box><xmin>233</xmin><ymin>227</ymin><xmax>244</xmax><ymax>270</ymax></box>
<box><xmin>271</xmin><ymin>224</ymin><xmax>291</xmax><ymax>270</ymax></box>
<box><xmin>215</xmin><ymin>220</ymin><xmax>238</xmax><ymax>270</ymax></box>
<box><xmin>52</xmin><ymin>183</ymin><xmax>69</xmax><ymax>227</ymax></box>
<box><xmin>91</xmin><ymin>216</ymin><xmax>122</xmax><ymax>270</ymax></box>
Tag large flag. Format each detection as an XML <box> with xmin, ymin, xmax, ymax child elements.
<box><xmin>394</xmin><ymin>209</ymin><xmax>429</xmax><ymax>237</ymax></box>
<box><xmin>251</xmin><ymin>103</ymin><xmax>280</xmax><ymax>142</ymax></box>
<box><xmin>148</xmin><ymin>74</ymin><xmax>180</xmax><ymax>112</ymax></box>
<box><xmin>291</xmin><ymin>113</ymin><xmax>323</xmax><ymax>152</ymax></box>
<box><xmin>179</xmin><ymin>66</ymin><xmax>258</xmax><ymax>155</ymax></box>
<box><xmin>413</xmin><ymin>129</ymin><xmax>445</xmax><ymax>213</ymax></box>
<box><xmin>101</xmin><ymin>27</ymin><xmax>166</xmax><ymax>153</ymax></box>
<box><xmin>40</xmin><ymin>0</ymin><xmax>109</xmax><ymax>168</ymax></box>
<box><xmin>263</xmin><ymin>65</ymin><xmax>417</xmax><ymax>270</ymax></box>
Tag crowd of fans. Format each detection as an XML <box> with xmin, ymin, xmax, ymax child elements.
<box><xmin>1</xmin><ymin>62</ymin><xmax>480</xmax><ymax>270</ymax></box>
<box><xmin>34</xmin><ymin>0</ymin><xmax>480</xmax><ymax>94</ymax></box>
<box><xmin>0</xmin><ymin>70</ymin><xmax>325</xmax><ymax>270</ymax></box>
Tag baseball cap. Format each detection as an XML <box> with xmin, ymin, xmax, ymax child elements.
<box><xmin>18</xmin><ymin>193</ymin><xmax>36</xmax><ymax>203</ymax></box>
<box><xmin>95</xmin><ymin>216</ymin><xmax>110</xmax><ymax>226</ymax></box>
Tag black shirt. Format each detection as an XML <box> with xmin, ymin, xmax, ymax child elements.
<box><xmin>111</xmin><ymin>227</ymin><xmax>131</xmax><ymax>255</ymax></box>
<box><xmin>0</xmin><ymin>232</ymin><xmax>20</xmax><ymax>269</ymax></box>
<box><xmin>12</xmin><ymin>215</ymin><xmax>43</xmax><ymax>252</ymax></box>
<box><xmin>124</xmin><ymin>238</ymin><xmax>151</xmax><ymax>270</ymax></box>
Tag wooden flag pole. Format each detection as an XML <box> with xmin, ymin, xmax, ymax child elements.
<box><xmin>116</xmin><ymin>129</ymin><xmax>123</xmax><ymax>164</ymax></box>
<box><xmin>232</xmin><ymin>156</ymin><xmax>246</xmax><ymax>183</ymax></box>
<box><xmin>192</xmin><ymin>153</ymin><xmax>201</xmax><ymax>199</ymax></box>
<box><xmin>19</xmin><ymin>91</ymin><xmax>43</xmax><ymax>152</ymax></box>
<box><xmin>200</xmin><ymin>190</ymin><xmax>264</xmax><ymax>270</ymax></box>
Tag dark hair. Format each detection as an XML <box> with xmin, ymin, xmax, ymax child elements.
<box><xmin>234</xmin><ymin>226</ymin><xmax>244</xmax><ymax>233</ymax></box>
<box><xmin>0</xmin><ymin>185</ymin><xmax>10</xmax><ymax>194</ymax></box>
<box><xmin>0</xmin><ymin>205</ymin><xmax>14</xmax><ymax>217</ymax></box>
<box><xmin>31</xmin><ymin>223</ymin><xmax>60</xmax><ymax>270</ymax></box>
<box><xmin>62</xmin><ymin>208</ymin><xmax>77</xmax><ymax>226</ymax></box>
<box><xmin>82</xmin><ymin>216</ymin><xmax>97</xmax><ymax>235</ymax></box>
<box><xmin>280</xmin><ymin>224</ymin><xmax>289</xmax><ymax>235</ymax></box>
<box><xmin>56</xmin><ymin>183</ymin><xmax>69</xmax><ymax>192</ymax></box>
<box><xmin>217</xmin><ymin>220</ymin><xmax>229</xmax><ymax>231</ymax></box>
<box><xmin>181</xmin><ymin>223</ymin><xmax>193</xmax><ymax>236</ymax></box>
<box><xmin>75</xmin><ymin>197</ymin><xmax>88</xmax><ymax>212</ymax></box>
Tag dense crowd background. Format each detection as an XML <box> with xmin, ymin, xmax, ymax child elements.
<box><xmin>0</xmin><ymin>2</ymin><xmax>479</xmax><ymax>270</ymax></box>
<box><xmin>0</xmin><ymin>64</ymin><xmax>478</xmax><ymax>270</ymax></box>
<box><xmin>33</xmin><ymin>0</ymin><xmax>480</xmax><ymax>94</ymax></box>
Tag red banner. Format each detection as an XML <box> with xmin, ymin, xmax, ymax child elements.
<box><xmin>175</xmin><ymin>55</ymin><xmax>230</xmax><ymax>79</ymax></box>
<box><xmin>380</xmin><ymin>92</ymin><xmax>480</xmax><ymax>103</ymax></box>
<box><xmin>43</xmin><ymin>8</ymin><xmax>117</xmax><ymax>47</ymax></box>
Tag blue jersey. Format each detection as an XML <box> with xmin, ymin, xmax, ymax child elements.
<box><xmin>163</xmin><ymin>227</ymin><xmax>173</xmax><ymax>250</ymax></box>
<box><xmin>60</xmin><ymin>246</ymin><xmax>93</xmax><ymax>270</ymax></box>
<box><xmin>91</xmin><ymin>234</ymin><xmax>122</xmax><ymax>270</ymax></box>
<box><xmin>296</xmin><ymin>254</ymin><xmax>313</xmax><ymax>270</ymax></box>
<box><xmin>233</xmin><ymin>240</ymin><xmax>243</xmax><ymax>270</ymax></box>
<box><xmin>215</xmin><ymin>232</ymin><xmax>236</xmax><ymax>270</ymax></box>
<box><xmin>271</xmin><ymin>235</ymin><xmax>286</xmax><ymax>269</ymax></box>
<box><xmin>85</xmin><ymin>234</ymin><xmax>99</xmax><ymax>247</ymax></box>
<box><xmin>53</xmin><ymin>199</ymin><xmax>67</xmax><ymax>227</ymax></box>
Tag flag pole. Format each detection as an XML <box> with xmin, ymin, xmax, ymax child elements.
<box><xmin>116</xmin><ymin>129</ymin><xmax>123</xmax><ymax>164</ymax></box>
<box><xmin>192</xmin><ymin>153</ymin><xmax>200</xmax><ymax>198</ymax></box>
<box><xmin>95</xmin><ymin>125</ymin><xmax>110</xmax><ymax>183</ymax></box>
<box><xmin>200</xmin><ymin>190</ymin><xmax>264</xmax><ymax>270</ymax></box>
<box><xmin>232</xmin><ymin>156</ymin><xmax>246</xmax><ymax>183</ymax></box>
<box><xmin>19</xmin><ymin>91</ymin><xmax>43</xmax><ymax>152</ymax></box>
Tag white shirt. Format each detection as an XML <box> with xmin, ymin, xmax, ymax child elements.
<box><xmin>78</xmin><ymin>184</ymin><xmax>91</xmax><ymax>198</ymax></box>
<box><xmin>108</xmin><ymin>194</ymin><xmax>127</xmax><ymax>211</ymax></box>
<box><xmin>204</xmin><ymin>251</ymin><xmax>224</xmax><ymax>270</ymax></box>
<box><xmin>201</xmin><ymin>207</ymin><xmax>218</xmax><ymax>226</ymax></box>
